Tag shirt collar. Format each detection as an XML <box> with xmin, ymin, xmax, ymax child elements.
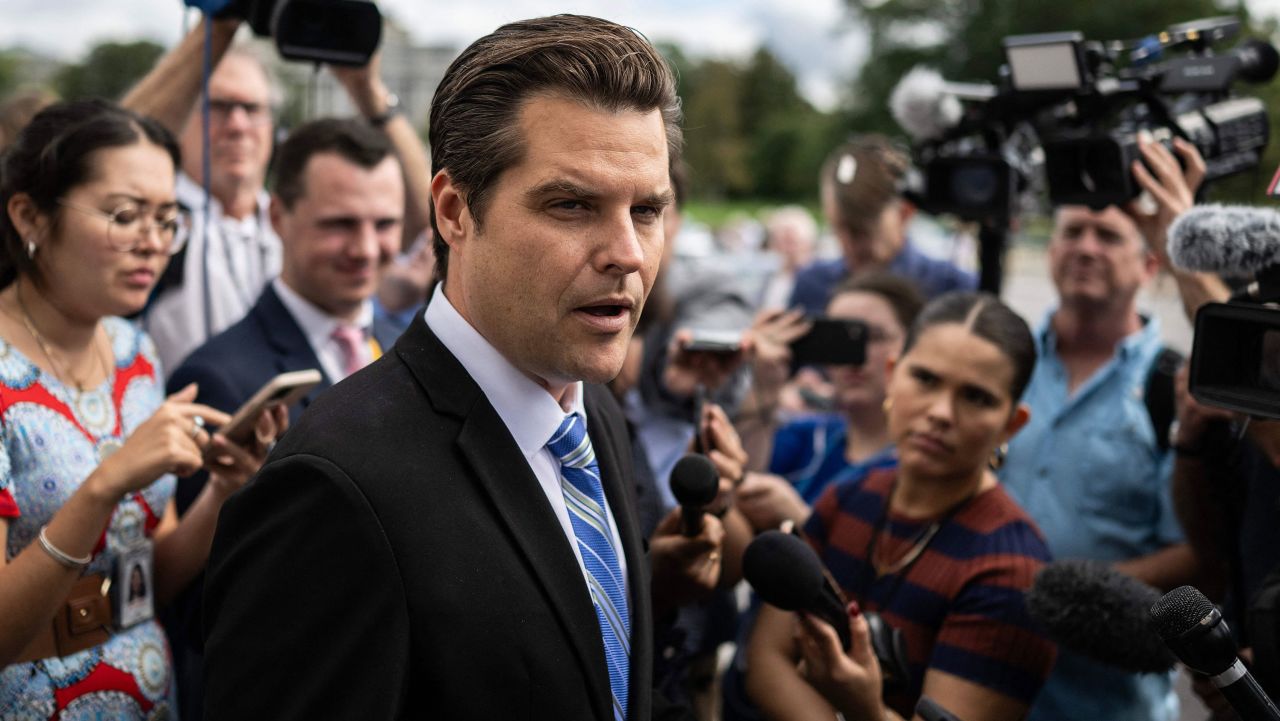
<box><xmin>423</xmin><ymin>283</ymin><xmax>585</xmax><ymax>460</ymax></box>
<box><xmin>177</xmin><ymin>171</ymin><xmax>273</xmax><ymax>242</ymax></box>
<box><xmin>1038</xmin><ymin>305</ymin><xmax>1161</xmax><ymax>364</ymax></box>
<box><xmin>273</xmin><ymin>277</ymin><xmax>373</xmax><ymax>349</ymax></box>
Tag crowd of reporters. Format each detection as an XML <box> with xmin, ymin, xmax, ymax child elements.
<box><xmin>0</xmin><ymin>8</ymin><xmax>1275</xmax><ymax>721</ymax></box>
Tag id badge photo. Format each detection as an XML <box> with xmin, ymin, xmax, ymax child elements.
<box><xmin>113</xmin><ymin>541</ymin><xmax>155</xmax><ymax>630</ymax></box>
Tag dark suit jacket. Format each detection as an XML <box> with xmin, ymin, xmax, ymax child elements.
<box><xmin>164</xmin><ymin>283</ymin><xmax>402</xmax><ymax>720</ymax></box>
<box><xmin>201</xmin><ymin>312</ymin><xmax>654</xmax><ymax>720</ymax></box>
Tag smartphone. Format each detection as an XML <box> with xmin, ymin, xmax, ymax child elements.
<box><xmin>218</xmin><ymin>369</ymin><xmax>323</xmax><ymax>445</ymax></box>
<box><xmin>790</xmin><ymin>317</ymin><xmax>868</xmax><ymax>367</ymax></box>
<box><xmin>683</xmin><ymin>329</ymin><xmax>743</xmax><ymax>355</ymax></box>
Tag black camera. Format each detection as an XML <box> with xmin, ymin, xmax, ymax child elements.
<box><xmin>897</xmin><ymin>17</ymin><xmax>1277</xmax><ymax>223</ymax></box>
<box><xmin>244</xmin><ymin>0</ymin><xmax>382</xmax><ymax>66</ymax></box>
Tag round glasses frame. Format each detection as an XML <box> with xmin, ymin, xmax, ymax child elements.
<box><xmin>57</xmin><ymin>199</ymin><xmax>190</xmax><ymax>256</ymax></box>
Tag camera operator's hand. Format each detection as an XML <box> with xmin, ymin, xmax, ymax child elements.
<box><xmin>737</xmin><ymin>472</ymin><xmax>810</xmax><ymax>532</ymax></box>
<box><xmin>1127</xmin><ymin>135</ymin><xmax>1206</xmax><ymax>269</ymax></box>
<box><xmin>796</xmin><ymin>602</ymin><xmax>886</xmax><ymax>721</ymax></box>
<box><xmin>1173</xmin><ymin>364</ymin><xmax>1236</xmax><ymax>452</ymax></box>
<box><xmin>663</xmin><ymin>328</ymin><xmax>751</xmax><ymax>399</ymax></box>
<box><xmin>329</xmin><ymin>51</ymin><xmax>393</xmax><ymax>121</ymax></box>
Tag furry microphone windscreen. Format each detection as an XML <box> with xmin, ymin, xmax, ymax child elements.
<box><xmin>1026</xmin><ymin>559</ymin><xmax>1177</xmax><ymax>674</ymax></box>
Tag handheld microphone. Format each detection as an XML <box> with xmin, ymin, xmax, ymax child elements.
<box><xmin>1151</xmin><ymin>585</ymin><xmax>1280</xmax><ymax>721</ymax></box>
<box><xmin>669</xmin><ymin>454</ymin><xmax>719</xmax><ymax>537</ymax></box>
<box><xmin>1167</xmin><ymin>204</ymin><xmax>1280</xmax><ymax>276</ymax></box>
<box><xmin>743</xmin><ymin>530</ymin><xmax>852</xmax><ymax>649</ymax></box>
<box><xmin>1025</xmin><ymin>560</ymin><xmax>1176</xmax><ymax>673</ymax></box>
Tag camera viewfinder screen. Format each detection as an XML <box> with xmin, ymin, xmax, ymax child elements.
<box><xmin>1007</xmin><ymin>44</ymin><xmax>1083</xmax><ymax>91</ymax></box>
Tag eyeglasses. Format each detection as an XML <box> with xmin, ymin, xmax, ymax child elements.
<box><xmin>207</xmin><ymin>99</ymin><xmax>272</xmax><ymax>127</ymax></box>
<box><xmin>58</xmin><ymin>199</ymin><xmax>190</xmax><ymax>255</ymax></box>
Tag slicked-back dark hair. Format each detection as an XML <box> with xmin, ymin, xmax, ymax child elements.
<box><xmin>428</xmin><ymin>14</ymin><xmax>683</xmax><ymax>281</ymax></box>
<box><xmin>0</xmin><ymin>98</ymin><xmax>179</xmax><ymax>289</ymax></box>
<box><xmin>901</xmin><ymin>291</ymin><xmax>1038</xmax><ymax>402</ymax></box>
<box><xmin>272</xmin><ymin>117</ymin><xmax>394</xmax><ymax>209</ymax></box>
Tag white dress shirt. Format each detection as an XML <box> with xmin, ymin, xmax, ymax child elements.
<box><xmin>145</xmin><ymin>172</ymin><xmax>282</xmax><ymax>377</ymax></box>
<box><xmin>272</xmin><ymin>278</ymin><xmax>375</xmax><ymax>383</ymax></box>
<box><xmin>423</xmin><ymin>283</ymin><xmax>629</xmax><ymax>588</ymax></box>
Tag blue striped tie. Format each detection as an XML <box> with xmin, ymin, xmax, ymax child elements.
<box><xmin>547</xmin><ymin>413</ymin><xmax>630</xmax><ymax>721</ymax></box>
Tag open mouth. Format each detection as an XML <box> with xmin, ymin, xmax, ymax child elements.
<box><xmin>579</xmin><ymin>304</ymin><xmax>627</xmax><ymax>317</ymax></box>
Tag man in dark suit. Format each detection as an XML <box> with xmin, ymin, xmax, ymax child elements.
<box><xmin>201</xmin><ymin>14</ymin><xmax>699</xmax><ymax>721</ymax></box>
<box><xmin>164</xmin><ymin>117</ymin><xmax>406</xmax><ymax>720</ymax></box>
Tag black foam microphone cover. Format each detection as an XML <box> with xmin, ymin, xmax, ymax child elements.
<box><xmin>670</xmin><ymin>454</ymin><xmax>719</xmax><ymax>536</ymax></box>
<box><xmin>1026</xmin><ymin>560</ymin><xmax>1176</xmax><ymax>673</ymax></box>
<box><xmin>743</xmin><ymin>530</ymin><xmax>851</xmax><ymax>649</ymax></box>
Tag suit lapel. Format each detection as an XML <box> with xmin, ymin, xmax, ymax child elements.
<box><xmin>397</xmin><ymin>317</ymin><xmax>614</xmax><ymax>721</ymax></box>
<box><xmin>252</xmin><ymin>285</ymin><xmax>333</xmax><ymax>403</ymax></box>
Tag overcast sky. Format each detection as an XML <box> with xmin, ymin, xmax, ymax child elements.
<box><xmin>2</xmin><ymin>0</ymin><xmax>1277</xmax><ymax>111</ymax></box>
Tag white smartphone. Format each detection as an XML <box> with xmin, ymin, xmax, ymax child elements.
<box><xmin>218</xmin><ymin>369</ymin><xmax>323</xmax><ymax>446</ymax></box>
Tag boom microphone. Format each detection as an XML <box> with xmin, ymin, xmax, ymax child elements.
<box><xmin>890</xmin><ymin>67</ymin><xmax>965</xmax><ymax>143</ymax></box>
<box><xmin>743</xmin><ymin>530</ymin><xmax>852</xmax><ymax>649</ymax></box>
<box><xmin>1151</xmin><ymin>585</ymin><xmax>1280</xmax><ymax>721</ymax></box>
<box><xmin>1167</xmin><ymin>204</ymin><xmax>1280</xmax><ymax>275</ymax></box>
<box><xmin>1026</xmin><ymin>560</ymin><xmax>1176</xmax><ymax>674</ymax></box>
<box><xmin>669</xmin><ymin>454</ymin><xmax>719</xmax><ymax>537</ymax></box>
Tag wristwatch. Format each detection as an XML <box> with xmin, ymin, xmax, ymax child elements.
<box><xmin>369</xmin><ymin>92</ymin><xmax>402</xmax><ymax>128</ymax></box>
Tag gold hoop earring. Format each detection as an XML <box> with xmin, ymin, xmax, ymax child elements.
<box><xmin>882</xmin><ymin>397</ymin><xmax>893</xmax><ymax>414</ymax></box>
<box><xmin>988</xmin><ymin>443</ymin><xmax>1008</xmax><ymax>471</ymax></box>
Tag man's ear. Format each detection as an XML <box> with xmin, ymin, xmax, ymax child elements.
<box><xmin>431</xmin><ymin>169</ymin><xmax>472</xmax><ymax>253</ymax></box>
<box><xmin>268</xmin><ymin>194</ymin><xmax>287</xmax><ymax>239</ymax></box>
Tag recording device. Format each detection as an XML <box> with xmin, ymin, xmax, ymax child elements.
<box><xmin>1150</xmin><ymin>585</ymin><xmax>1280</xmax><ymax>721</ymax></box>
<box><xmin>1025</xmin><ymin>560</ymin><xmax>1175</xmax><ymax>673</ymax></box>
<box><xmin>790</xmin><ymin>318</ymin><xmax>868</xmax><ymax>368</ymax></box>
<box><xmin>683</xmin><ymin>329</ymin><xmax>744</xmax><ymax>355</ymax></box>
<box><xmin>1167</xmin><ymin>204</ymin><xmax>1280</xmax><ymax>419</ymax></box>
<box><xmin>742</xmin><ymin>530</ymin><xmax>913</xmax><ymax>695</ymax></box>
<box><xmin>669</xmin><ymin>454</ymin><xmax>719</xmax><ymax>537</ymax></box>
<box><xmin>197</xmin><ymin>0</ymin><xmax>382</xmax><ymax>66</ymax></box>
<box><xmin>889</xmin><ymin>16</ymin><xmax>1277</xmax><ymax>224</ymax></box>
<box><xmin>218</xmin><ymin>369</ymin><xmax>322</xmax><ymax>445</ymax></box>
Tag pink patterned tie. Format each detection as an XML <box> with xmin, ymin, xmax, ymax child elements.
<box><xmin>331</xmin><ymin>324</ymin><xmax>365</xmax><ymax>378</ymax></box>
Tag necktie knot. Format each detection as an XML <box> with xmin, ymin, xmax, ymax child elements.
<box><xmin>331</xmin><ymin>324</ymin><xmax>365</xmax><ymax>377</ymax></box>
<box><xmin>547</xmin><ymin>413</ymin><xmax>591</xmax><ymax>467</ymax></box>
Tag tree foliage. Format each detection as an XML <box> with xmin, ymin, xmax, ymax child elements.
<box><xmin>664</xmin><ymin>45</ymin><xmax>840</xmax><ymax>201</ymax></box>
<box><xmin>54</xmin><ymin>40</ymin><xmax>164</xmax><ymax>101</ymax></box>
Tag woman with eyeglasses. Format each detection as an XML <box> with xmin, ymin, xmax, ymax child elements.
<box><xmin>0</xmin><ymin>99</ymin><xmax>282</xmax><ymax>717</ymax></box>
<box><xmin>746</xmin><ymin>292</ymin><xmax>1057</xmax><ymax>721</ymax></box>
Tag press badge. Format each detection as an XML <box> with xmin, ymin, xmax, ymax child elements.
<box><xmin>113</xmin><ymin>541</ymin><xmax>155</xmax><ymax>630</ymax></box>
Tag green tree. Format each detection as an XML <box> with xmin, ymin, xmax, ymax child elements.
<box><xmin>0</xmin><ymin>50</ymin><xmax>22</xmax><ymax>98</ymax></box>
<box><xmin>55</xmin><ymin>40</ymin><xmax>164</xmax><ymax>101</ymax></box>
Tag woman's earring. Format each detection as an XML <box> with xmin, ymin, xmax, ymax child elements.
<box><xmin>25</xmin><ymin>240</ymin><xmax>35</xmax><ymax>260</ymax></box>
<box><xmin>882</xmin><ymin>397</ymin><xmax>893</xmax><ymax>414</ymax></box>
<box><xmin>988</xmin><ymin>443</ymin><xmax>1008</xmax><ymax>471</ymax></box>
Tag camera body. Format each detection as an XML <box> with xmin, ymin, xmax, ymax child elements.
<box><xmin>245</xmin><ymin>0</ymin><xmax>382</xmax><ymax>66</ymax></box>
<box><xmin>902</xmin><ymin>17</ymin><xmax>1276</xmax><ymax>224</ymax></box>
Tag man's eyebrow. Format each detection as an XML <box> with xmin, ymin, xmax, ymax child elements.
<box><xmin>524</xmin><ymin>180</ymin><xmax>599</xmax><ymax>202</ymax></box>
<box><xmin>642</xmin><ymin>189</ymin><xmax>677</xmax><ymax>208</ymax></box>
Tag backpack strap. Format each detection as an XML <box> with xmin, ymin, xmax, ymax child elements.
<box><xmin>1145</xmin><ymin>346</ymin><xmax>1184</xmax><ymax>453</ymax></box>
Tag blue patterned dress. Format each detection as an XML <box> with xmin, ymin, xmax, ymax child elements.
<box><xmin>0</xmin><ymin>317</ymin><xmax>177</xmax><ymax>720</ymax></box>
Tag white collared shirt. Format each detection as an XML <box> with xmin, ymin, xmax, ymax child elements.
<box><xmin>145</xmin><ymin>172</ymin><xmax>282</xmax><ymax>377</ymax></box>
<box><xmin>272</xmin><ymin>278</ymin><xmax>375</xmax><ymax>383</ymax></box>
<box><xmin>423</xmin><ymin>283</ymin><xmax>629</xmax><ymax>587</ymax></box>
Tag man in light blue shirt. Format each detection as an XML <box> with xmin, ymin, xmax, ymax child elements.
<box><xmin>1000</xmin><ymin>203</ymin><xmax>1197</xmax><ymax>721</ymax></box>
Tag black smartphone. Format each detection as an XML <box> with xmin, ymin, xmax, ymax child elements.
<box><xmin>790</xmin><ymin>317</ymin><xmax>869</xmax><ymax>367</ymax></box>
